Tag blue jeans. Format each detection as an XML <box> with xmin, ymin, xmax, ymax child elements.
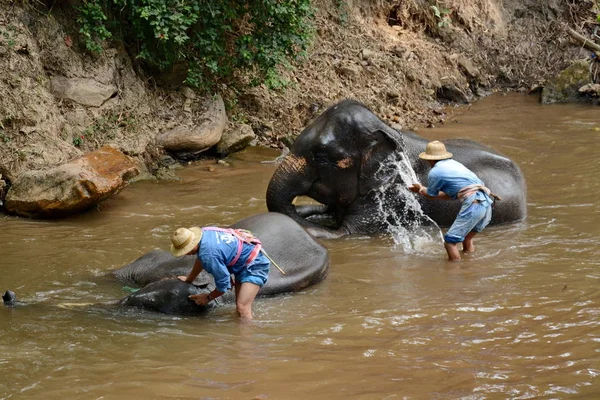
<box><xmin>236</xmin><ymin>252</ymin><xmax>270</xmax><ymax>287</ymax></box>
<box><xmin>444</xmin><ymin>201</ymin><xmax>492</xmax><ymax>244</ymax></box>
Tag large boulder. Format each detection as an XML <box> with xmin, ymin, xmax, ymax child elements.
<box><xmin>215</xmin><ymin>123</ymin><xmax>256</xmax><ymax>156</ymax></box>
<box><xmin>50</xmin><ymin>76</ymin><xmax>118</xmax><ymax>107</ymax></box>
<box><xmin>157</xmin><ymin>94</ymin><xmax>228</xmax><ymax>157</ymax></box>
<box><xmin>5</xmin><ymin>146</ymin><xmax>139</xmax><ymax>218</ymax></box>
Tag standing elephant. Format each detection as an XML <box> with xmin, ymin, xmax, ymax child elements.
<box><xmin>115</xmin><ymin>212</ymin><xmax>330</xmax><ymax>314</ymax></box>
<box><xmin>266</xmin><ymin>100</ymin><xmax>527</xmax><ymax>239</ymax></box>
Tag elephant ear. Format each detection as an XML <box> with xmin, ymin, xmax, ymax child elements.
<box><xmin>358</xmin><ymin>129</ymin><xmax>402</xmax><ymax>195</ymax></box>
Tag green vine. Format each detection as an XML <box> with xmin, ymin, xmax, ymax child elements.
<box><xmin>76</xmin><ymin>1</ymin><xmax>112</xmax><ymax>53</ymax></box>
<box><xmin>75</xmin><ymin>0</ymin><xmax>315</xmax><ymax>90</ymax></box>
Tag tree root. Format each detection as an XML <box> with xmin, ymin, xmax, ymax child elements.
<box><xmin>567</xmin><ymin>27</ymin><xmax>600</xmax><ymax>53</ymax></box>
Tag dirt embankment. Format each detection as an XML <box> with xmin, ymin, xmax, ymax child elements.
<box><xmin>0</xmin><ymin>0</ymin><xmax>595</xmax><ymax>195</ymax></box>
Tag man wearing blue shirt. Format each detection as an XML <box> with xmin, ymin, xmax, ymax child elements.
<box><xmin>409</xmin><ymin>141</ymin><xmax>494</xmax><ymax>261</ymax></box>
<box><xmin>171</xmin><ymin>226</ymin><xmax>270</xmax><ymax>321</ymax></box>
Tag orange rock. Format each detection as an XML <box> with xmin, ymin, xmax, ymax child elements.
<box><xmin>5</xmin><ymin>146</ymin><xmax>139</xmax><ymax>218</ymax></box>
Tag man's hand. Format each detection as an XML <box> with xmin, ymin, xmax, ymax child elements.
<box><xmin>189</xmin><ymin>293</ymin><xmax>211</xmax><ymax>306</ymax></box>
<box><xmin>177</xmin><ymin>275</ymin><xmax>191</xmax><ymax>283</ymax></box>
<box><xmin>408</xmin><ymin>183</ymin><xmax>423</xmax><ymax>194</ymax></box>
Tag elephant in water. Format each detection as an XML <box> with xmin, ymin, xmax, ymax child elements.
<box><xmin>266</xmin><ymin>100</ymin><xmax>527</xmax><ymax>239</ymax></box>
<box><xmin>114</xmin><ymin>212</ymin><xmax>330</xmax><ymax>314</ymax></box>
<box><xmin>3</xmin><ymin>213</ymin><xmax>330</xmax><ymax>316</ymax></box>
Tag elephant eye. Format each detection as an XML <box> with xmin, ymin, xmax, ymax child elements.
<box><xmin>309</xmin><ymin>133</ymin><xmax>357</xmax><ymax>170</ymax></box>
<box><xmin>312</xmin><ymin>149</ymin><xmax>352</xmax><ymax>169</ymax></box>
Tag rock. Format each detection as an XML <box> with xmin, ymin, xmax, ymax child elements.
<box><xmin>541</xmin><ymin>59</ymin><xmax>593</xmax><ymax>104</ymax></box>
<box><xmin>153</xmin><ymin>168</ymin><xmax>181</xmax><ymax>182</ymax></box>
<box><xmin>5</xmin><ymin>146</ymin><xmax>139</xmax><ymax>218</ymax></box>
<box><xmin>457</xmin><ymin>56</ymin><xmax>480</xmax><ymax>79</ymax></box>
<box><xmin>360</xmin><ymin>49</ymin><xmax>377</xmax><ymax>60</ymax></box>
<box><xmin>0</xmin><ymin>174</ymin><xmax>6</xmax><ymax>207</ymax></box>
<box><xmin>391</xmin><ymin>45</ymin><xmax>405</xmax><ymax>57</ymax></box>
<box><xmin>50</xmin><ymin>77</ymin><xmax>117</xmax><ymax>107</ymax></box>
<box><xmin>336</xmin><ymin>63</ymin><xmax>361</xmax><ymax>78</ymax></box>
<box><xmin>215</xmin><ymin>123</ymin><xmax>256</xmax><ymax>156</ymax></box>
<box><xmin>157</xmin><ymin>94</ymin><xmax>227</xmax><ymax>157</ymax></box>
<box><xmin>436</xmin><ymin>84</ymin><xmax>471</xmax><ymax>104</ymax></box>
<box><xmin>578</xmin><ymin>83</ymin><xmax>600</xmax><ymax>96</ymax></box>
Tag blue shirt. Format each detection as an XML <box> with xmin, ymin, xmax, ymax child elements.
<box><xmin>426</xmin><ymin>159</ymin><xmax>492</xmax><ymax>205</ymax></box>
<box><xmin>196</xmin><ymin>228</ymin><xmax>258</xmax><ymax>293</ymax></box>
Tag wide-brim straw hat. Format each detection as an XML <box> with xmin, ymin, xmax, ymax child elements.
<box><xmin>419</xmin><ymin>140</ymin><xmax>453</xmax><ymax>160</ymax></box>
<box><xmin>170</xmin><ymin>227</ymin><xmax>203</xmax><ymax>257</ymax></box>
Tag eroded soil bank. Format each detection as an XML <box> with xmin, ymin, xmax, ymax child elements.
<box><xmin>0</xmin><ymin>0</ymin><xmax>597</xmax><ymax>203</ymax></box>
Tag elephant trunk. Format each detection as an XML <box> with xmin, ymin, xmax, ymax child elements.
<box><xmin>3</xmin><ymin>290</ymin><xmax>16</xmax><ymax>307</ymax></box>
<box><xmin>266</xmin><ymin>155</ymin><xmax>314</xmax><ymax>226</ymax></box>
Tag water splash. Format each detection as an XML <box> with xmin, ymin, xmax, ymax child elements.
<box><xmin>373</xmin><ymin>153</ymin><xmax>443</xmax><ymax>253</ymax></box>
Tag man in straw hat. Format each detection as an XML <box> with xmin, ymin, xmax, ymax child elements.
<box><xmin>171</xmin><ymin>226</ymin><xmax>270</xmax><ymax>321</ymax></box>
<box><xmin>409</xmin><ymin>140</ymin><xmax>495</xmax><ymax>261</ymax></box>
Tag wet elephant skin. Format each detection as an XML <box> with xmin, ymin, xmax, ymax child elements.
<box><xmin>266</xmin><ymin>99</ymin><xmax>527</xmax><ymax>238</ymax></box>
<box><xmin>114</xmin><ymin>212</ymin><xmax>330</xmax><ymax>314</ymax></box>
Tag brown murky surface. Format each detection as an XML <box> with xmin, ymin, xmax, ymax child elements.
<box><xmin>1</xmin><ymin>93</ymin><xmax>600</xmax><ymax>399</ymax></box>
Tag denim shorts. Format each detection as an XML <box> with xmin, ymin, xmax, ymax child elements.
<box><xmin>444</xmin><ymin>200</ymin><xmax>492</xmax><ymax>244</ymax></box>
<box><xmin>236</xmin><ymin>252</ymin><xmax>270</xmax><ymax>287</ymax></box>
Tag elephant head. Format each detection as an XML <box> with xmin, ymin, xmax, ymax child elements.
<box><xmin>119</xmin><ymin>278</ymin><xmax>219</xmax><ymax>315</ymax></box>
<box><xmin>266</xmin><ymin>100</ymin><xmax>405</xmax><ymax>238</ymax></box>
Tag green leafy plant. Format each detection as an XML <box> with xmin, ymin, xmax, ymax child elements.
<box><xmin>76</xmin><ymin>0</ymin><xmax>315</xmax><ymax>91</ymax></box>
<box><xmin>335</xmin><ymin>0</ymin><xmax>349</xmax><ymax>26</ymax></box>
<box><xmin>73</xmin><ymin>135</ymin><xmax>84</xmax><ymax>147</ymax></box>
<box><xmin>77</xmin><ymin>1</ymin><xmax>112</xmax><ymax>52</ymax></box>
<box><xmin>430</xmin><ymin>4</ymin><xmax>451</xmax><ymax>28</ymax></box>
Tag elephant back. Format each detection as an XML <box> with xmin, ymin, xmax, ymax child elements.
<box><xmin>113</xmin><ymin>250</ymin><xmax>212</xmax><ymax>287</ymax></box>
<box><xmin>231</xmin><ymin>212</ymin><xmax>329</xmax><ymax>295</ymax></box>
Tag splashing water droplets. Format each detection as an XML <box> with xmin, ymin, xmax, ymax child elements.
<box><xmin>373</xmin><ymin>152</ymin><xmax>443</xmax><ymax>253</ymax></box>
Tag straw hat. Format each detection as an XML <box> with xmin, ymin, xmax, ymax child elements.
<box><xmin>418</xmin><ymin>140</ymin><xmax>453</xmax><ymax>160</ymax></box>
<box><xmin>170</xmin><ymin>227</ymin><xmax>202</xmax><ymax>257</ymax></box>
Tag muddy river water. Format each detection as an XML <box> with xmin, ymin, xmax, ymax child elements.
<box><xmin>1</xmin><ymin>93</ymin><xmax>599</xmax><ymax>399</ymax></box>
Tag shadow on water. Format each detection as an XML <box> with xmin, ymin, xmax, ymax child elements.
<box><xmin>1</xmin><ymin>93</ymin><xmax>600</xmax><ymax>399</ymax></box>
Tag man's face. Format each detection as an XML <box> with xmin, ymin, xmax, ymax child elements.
<box><xmin>186</xmin><ymin>244</ymin><xmax>199</xmax><ymax>255</ymax></box>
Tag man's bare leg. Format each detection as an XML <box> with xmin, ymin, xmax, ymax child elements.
<box><xmin>444</xmin><ymin>241</ymin><xmax>462</xmax><ymax>262</ymax></box>
<box><xmin>463</xmin><ymin>232</ymin><xmax>477</xmax><ymax>253</ymax></box>
<box><xmin>235</xmin><ymin>282</ymin><xmax>261</xmax><ymax>321</ymax></box>
<box><xmin>235</xmin><ymin>280</ymin><xmax>241</xmax><ymax>299</ymax></box>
